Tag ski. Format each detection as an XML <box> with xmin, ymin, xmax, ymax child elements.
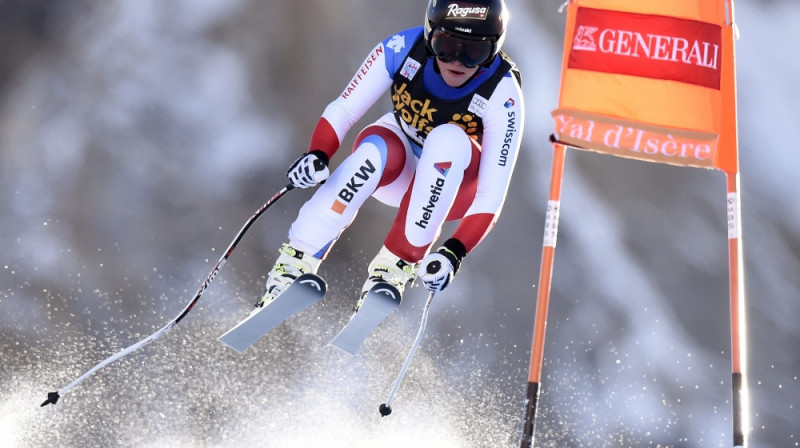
<box><xmin>329</xmin><ymin>283</ymin><xmax>401</xmax><ymax>356</ymax></box>
<box><xmin>218</xmin><ymin>273</ymin><xmax>326</xmax><ymax>353</ymax></box>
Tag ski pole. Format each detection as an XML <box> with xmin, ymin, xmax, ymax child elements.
<box><xmin>41</xmin><ymin>184</ymin><xmax>295</xmax><ymax>406</ymax></box>
<box><xmin>379</xmin><ymin>266</ymin><xmax>439</xmax><ymax>416</ymax></box>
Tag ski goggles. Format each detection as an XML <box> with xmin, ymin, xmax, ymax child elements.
<box><xmin>429</xmin><ymin>27</ymin><xmax>495</xmax><ymax>68</ymax></box>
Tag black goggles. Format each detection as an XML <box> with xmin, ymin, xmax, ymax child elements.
<box><xmin>429</xmin><ymin>28</ymin><xmax>495</xmax><ymax>68</ymax></box>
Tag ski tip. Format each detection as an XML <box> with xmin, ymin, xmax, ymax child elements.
<box><xmin>379</xmin><ymin>403</ymin><xmax>392</xmax><ymax>417</ymax></box>
<box><xmin>40</xmin><ymin>391</ymin><xmax>60</xmax><ymax>407</ymax></box>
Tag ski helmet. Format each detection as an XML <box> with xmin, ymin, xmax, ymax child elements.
<box><xmin>424</xmin><ymin>0</ymin><xmax>509</xmax><ymax>67</ymax></box>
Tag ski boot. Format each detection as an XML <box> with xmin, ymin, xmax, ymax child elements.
<box><xmin>356</xmin><ymin>246</ymin><xmax>417</xmax><ymax>311</ymax></box>
<box><xmin>258</xmin><ymin>243</ymin><xmax>322</xmax><ymax>308</ymax></box>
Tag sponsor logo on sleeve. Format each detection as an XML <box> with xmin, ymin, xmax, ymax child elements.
<box><xmin>386</xmin><ymin>34</ymin><xmax>406</xmax><ymax>53</ymax></box>
<box><xmin>341</xmin><ymin>45</ymin><xmax>385</xmax><ymax>100</ymax></box>
<box><xmin>499</xmin><ymin>111</ymin><xmax>516</xmax><ymax>167</ymax></box>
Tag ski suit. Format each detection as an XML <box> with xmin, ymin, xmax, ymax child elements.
<box><xmin>288</xmin><ymin>26</ymin><xmax>525</xmax><ymax>264</ymax></box>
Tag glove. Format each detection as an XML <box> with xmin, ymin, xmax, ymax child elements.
<box><xmin>287</xmin><ymin>151</ymin><xmax>330</xmax><ymax>189</ymax></box>
<box><xmin>419</xmin><ymin>244</ymin><xmax>463</xmax><ymax>292</ymax></box>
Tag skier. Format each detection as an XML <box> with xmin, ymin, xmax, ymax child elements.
<box><xmin>262</xmin><ymin>0</ymin><xmax>524</xmax><ymax>311</ymax></box>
